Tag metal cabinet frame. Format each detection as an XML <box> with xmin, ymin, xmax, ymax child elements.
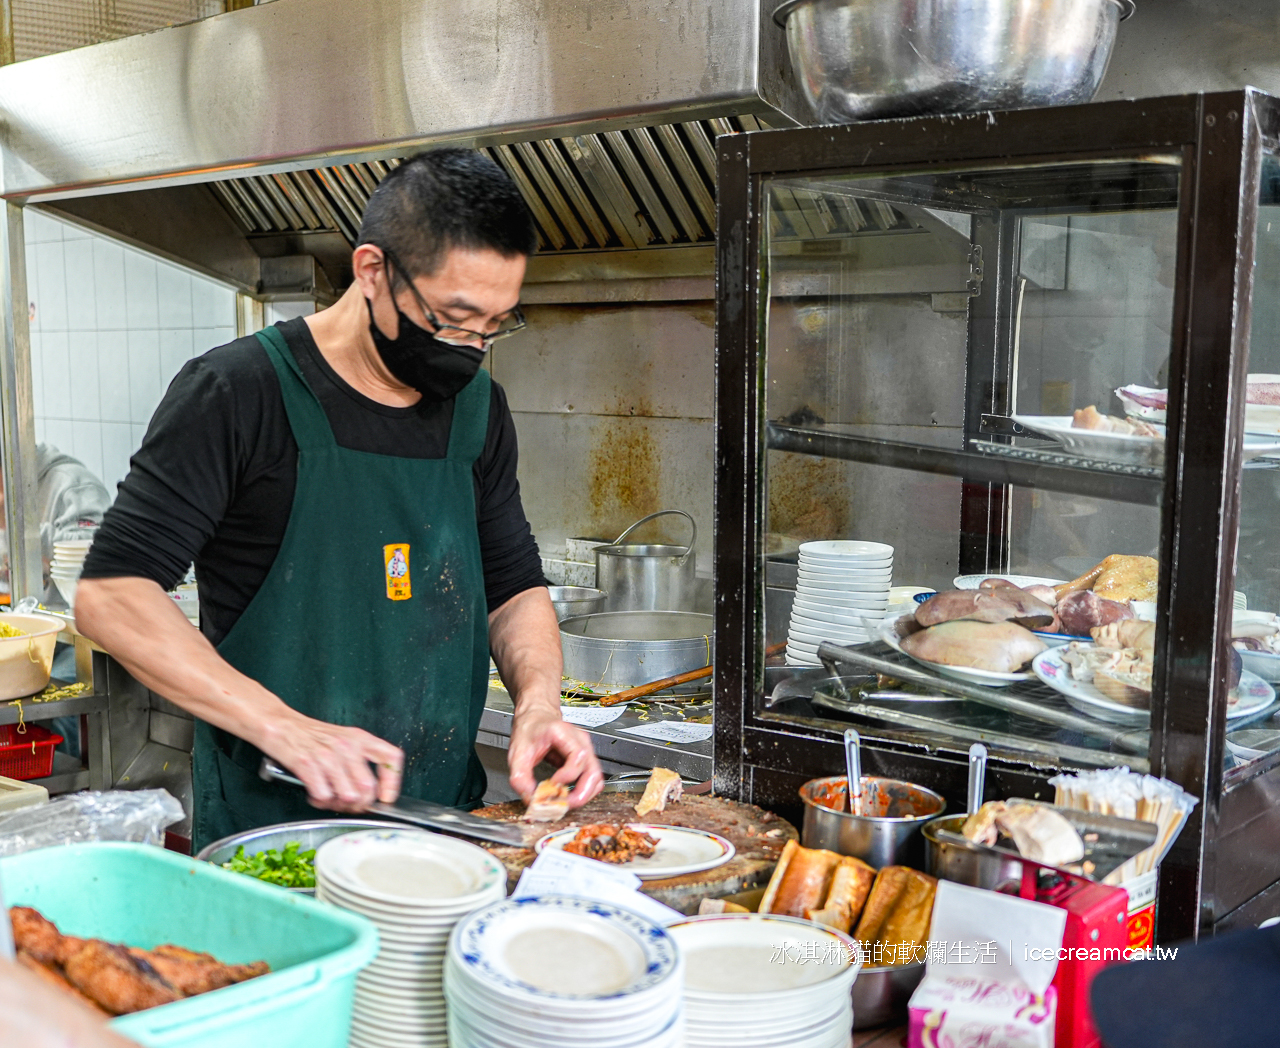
<box><xmin>714</xmin><ymin>89</ymin><xmax>1280</xmax><ymax>941</ymax></box>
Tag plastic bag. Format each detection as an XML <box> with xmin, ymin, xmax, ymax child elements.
<box><xmin>0</xmin><ymin>789</ymin><xmax>184</xmax><ymax>857</ymax></box>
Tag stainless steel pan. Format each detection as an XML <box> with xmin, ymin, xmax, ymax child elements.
<box><xmin>560</xmin><ymin>610</ymin><xmax>713</xmax><ymax>689</ymax></box>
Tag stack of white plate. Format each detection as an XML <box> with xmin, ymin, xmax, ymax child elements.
<box><xmin>668</xmin><ymin>913</ymin><xmax>862</xmax><ymax>1048</ymax></box>
<box><xmin>788</xmin><ymin>540</ymin><xmax>894</xmax><ymax>667</ymax></box>
<box><xmin>445</xmin><ymin>895</ymin><xmax>684</xmax><ymax>1048</ymax></box>
<box><xmin>50</xmin><ymin>539</ymin><xmax>92</xmax><ymax>608</ymax></box>
<box><xmin>313</xmin><ymin>828</ymin><xmax>506</xmax><ymax>1048</ymax></box>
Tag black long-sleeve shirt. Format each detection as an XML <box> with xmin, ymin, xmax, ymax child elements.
<box><xmin>81</xmin><ymin>318</ymin><xmax>546</xmax><ymax>645</ymax></box>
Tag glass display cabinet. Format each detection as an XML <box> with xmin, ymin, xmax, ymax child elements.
<box><xmin>713</xmin><ymin>90</ymin><xmax>1280</xmax><ymax>940</ymax></box>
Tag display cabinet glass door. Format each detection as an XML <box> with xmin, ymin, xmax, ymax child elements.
<box><xmin>760</xmin><ymin>158</ymin><xmax>1202</xmax><ymax>774</ymax></box>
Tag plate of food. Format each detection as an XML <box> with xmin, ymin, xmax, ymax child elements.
<box><xmin>1014</xmin><ymin>409</ymin><xmax>1280</xmax><ymax>464</ymax></box>
<box><xmin>1118</xmin><ymin>376</ymin><xmax>1280</xmax><ymax>434</ymax></box>
<box><xmin>878</xmin><ymin>615</ymin><xmax>1040</xmax><ymax>687</ymax></box>
<box><xmin>1033</xmin><ymin>639</ymin><xmax>1276</xmax><ymax>726</ymax></box>
<box><xmin>1234</xmin><ymin>611</ymin><xmax>1280</xmax><ymax>683</ymax></box>
<box><xmin>534</xmin><ymin>823</ymin><xmax>735</xmax><ymax>880</ymax></box>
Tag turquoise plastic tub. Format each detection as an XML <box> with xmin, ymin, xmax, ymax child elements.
<box><xmin>0</xmin><ymin>842</ymin><xmax>378</xmax><ymax>1048</ymax></box>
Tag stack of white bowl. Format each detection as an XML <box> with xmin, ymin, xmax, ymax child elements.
<box><xmin>445</xmin><ymin>895</ymin><xmax>684</xmax><ymax>1048</ymax></box>
<box><xmin>313</xmin><ymin>828</ymin><xmax>506</xmax><ymax>1048</ymax></box>
<box><xmin>668</xmin><ymin>913</ymin><xmax>862</xmax><ymax>1048</ymax></box>
<box><xmin>787</xmin><ymin>540</ymin><xmax>894</xmax><ymax>667</ymax></box>
<box><xmin>50</xmin><ymin>539</ymin><xmax>93</xmax><ymax>608</ymax></box>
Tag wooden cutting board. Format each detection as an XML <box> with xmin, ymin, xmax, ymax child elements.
<box><xmin>474</xmin><ymin>793</ymin><xmax>797</xmax><ymax>915</ymax></box>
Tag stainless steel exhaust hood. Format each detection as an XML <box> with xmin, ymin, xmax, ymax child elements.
<box><xmin>0</xmin><ymin>0</ymin><xmax>812</xmax><ymax>290</ymax></box>
<box><xmin>0</xmin><ymin>0</ymin><xmax>804</xmax><ymax>202</ymax></box>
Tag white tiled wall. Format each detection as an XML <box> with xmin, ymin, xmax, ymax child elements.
<box><xmin>25</xmin><ymin>208</ymin><xmax>238</xmax><ymax>494</ymax></box>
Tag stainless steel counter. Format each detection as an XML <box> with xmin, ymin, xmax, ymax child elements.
<box><xmin>477</xmin><ymin>687</ymin><xmax>712</xmax><ymax>804</ymax></box>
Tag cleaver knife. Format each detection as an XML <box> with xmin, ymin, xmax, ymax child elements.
<box><xmin>259</xmin><ymin>757</ymin><xmax>527</xmax><ymax>847</ymax></box>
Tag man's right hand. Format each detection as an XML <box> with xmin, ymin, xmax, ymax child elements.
<box><xmin>257</xmin><ymin>710</ymin><xmax>403</xmax><ymax>812</ymax></box>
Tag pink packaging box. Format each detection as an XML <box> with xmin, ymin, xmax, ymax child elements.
<box><xmin>909</xmin><ymin>975</ymin><xmax>1058</xmax><ymax>1048</ymax></box>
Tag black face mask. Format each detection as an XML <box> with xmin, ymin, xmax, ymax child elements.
<box><xmin>365</xmin><ymin>296</ymin><xmax>486</xmax><ymax>402</ymax></box>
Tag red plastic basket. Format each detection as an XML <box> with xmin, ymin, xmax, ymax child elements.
<box><xmin>0</xmin><ymin>723</ymin><xmax>62</xmax><ymax>780</ymax></box>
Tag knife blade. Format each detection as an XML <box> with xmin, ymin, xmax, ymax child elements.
<box><xmin>259</xmin><ymin>757</ymin><xmax>527</xmax><ymax>847</ymax></box>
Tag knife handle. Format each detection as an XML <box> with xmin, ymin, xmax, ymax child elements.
<box><xmin>260</xmin><ymin>756</ymin><xmax>307</xmax><ymax>789</ymax></box>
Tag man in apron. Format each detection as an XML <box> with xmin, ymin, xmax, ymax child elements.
<box><xmin>74</xmin><ymin>150</ymin><xmax>603</xmax><ymax>848</ymax></box>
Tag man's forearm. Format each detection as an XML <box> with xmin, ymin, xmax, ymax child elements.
<box><xmin>488</xmin><ymin>586</ymin><xmax>562</xmax><ymax>717</ymax></box>
<box><xmin>74</xmin><ymin>576</ymin><xmax>299</xmax><ymax>750</ymax></box>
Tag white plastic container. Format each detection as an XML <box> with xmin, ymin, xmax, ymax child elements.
<box><xmin>0</xmin><ymin>613</ymin><xmax>66</xmax><ymax>700</ymax></box>
<box><xmin>0</xmin><ymin>773</ymin><xmax>48</xmax><ymax>813</ymax></box>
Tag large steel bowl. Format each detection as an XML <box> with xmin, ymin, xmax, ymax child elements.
<box><xmin>773</xmin><ymin>0</ymin><xmax>1135</xmax><ymax>123</ymax></box>
<box><xmin>195</xmin><ymin>818</ymin><xmax>390</xmax><ymax>895</ymax></box>
<box><xmin>560</xmin><ymin>610</ymin><xmax>713</xmax><ymax>688</ymax></box>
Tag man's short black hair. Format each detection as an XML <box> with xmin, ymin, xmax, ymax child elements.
<box><xmin>356</xmin><ymin>148</ymin><xmax>537</xmax><ymax>282</ymax></box>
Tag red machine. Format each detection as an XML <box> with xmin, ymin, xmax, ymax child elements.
<box><xmin>1019</xmin><ymin>866</ymin><xmax>1129</xmax><ymax>1048</ymax></box>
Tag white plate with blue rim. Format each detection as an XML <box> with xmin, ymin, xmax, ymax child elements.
<box><xmin>1033</xmin><ymin>646</ymin><xmax>1277</xmax><ymax>726</ymax></box>
<box><xmin>534</xmin><ymin>824</ymin><xmax>734</xmax><ymax>880</ymax></box>
<box><xmin>447</xmin><ymin>895</ymin><xmax>682</xmax><ymax>1007</ymax></box>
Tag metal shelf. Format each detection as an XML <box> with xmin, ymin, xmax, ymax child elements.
<box><xmin>766</xmin><ymin>423</ymin><xmax>1164</xmax><ymax>505</ymax></box>
<box><xmin>30</xmin><ymin>751</ymin><xmax>90</xmax><ymax>795</ymax></box>
<box><xmin>0</xmin><ymin>691</ymin><xmax>106</xmax><ymax>727</ymax></box>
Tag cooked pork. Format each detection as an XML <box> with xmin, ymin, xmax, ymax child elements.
<box><xmin>901</xmin><ymin>620</ymin><xmax>1046</xmax><ymax>673</ymax></box>
<box><xmin>915</xmin><ymin>587</ymin><xmax>1054</xmax><ymax>629</ymax></box>
<box><xmin>562</xmin><ymin>823</ymin><xmax>659</xmax><ymax>864</ymax></box>
<box><xmin>962</xmin><ymin>801</ymin><xmax>1085</xmax><ymax>867</ymax></box>
<box><xmin>1071</xmin><ymin>405</ymin><xmax>1162</xmax><ymax>437</ymax></box>
<box><xmin>1056</xmin><ymin>590</ymin><xmax>1133</xmax><ymax>636</ymax></box>
<box><xmin>523</xmin><ymin>779</ymin><xmax>571</xmax><ymax>823</ymax></box>
<box><xmin>633</xmin><ymin>767</ymin><xmax>683</xmax><ymax>817</ymax></box>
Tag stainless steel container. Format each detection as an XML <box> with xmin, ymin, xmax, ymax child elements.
<box><xmin>547</xmin><ymin>585</ymin><xmax>608</xmax><ymax>621</ymax></box>
<box><xmin>923</xmin><ymin>814</ymin><xmax>1027</xmax><ymax>891</ymax></box>
<box><xmin>594</xmin><ymin>510</ymin><xmax>697</xmax><ymax>613</ymax></box>
<box><xmin>853</xmin><ymin>960</ymin><xmax>926</xmax><ymax>1029</ymax></box>
<box><xmin>195</xmin><ymin>818</ymin><xmax>390</xmax><ymax>894</ymax></box>
<box><xmin>801</xmin><ymin>775</ymin><xmax>946</xmax><ymax>869</ymax></box>
<box><xmin>560</xmin><ymin>610</ymin><xmax>713</xmax><ymax>688</ymax></box>
<box><xmin>773</xmin><ymin>0</ymin><xmax>1134</xmax><ymax>123</ymax></box>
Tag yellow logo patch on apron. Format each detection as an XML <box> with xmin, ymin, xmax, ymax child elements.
<box><xmin>384</xmin><ymin>543</ymin><xmax>411</xmax><ymax>600</ymax></box>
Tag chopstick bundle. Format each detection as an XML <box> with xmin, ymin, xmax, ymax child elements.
<box><xmin>1048</xmin><ymin>768</ymin><xmax>1197</xmax><ymax>885</ymax></box>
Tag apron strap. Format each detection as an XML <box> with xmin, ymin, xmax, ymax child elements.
<box><xmin>254</xmin><ymin>325</ymin><xmax>336</xmax><ymax>451</ymax></box>
<box><xmin>447</xmin><ymin>368</ymin><xmax>492</xmax><ymax>463</ymax></box>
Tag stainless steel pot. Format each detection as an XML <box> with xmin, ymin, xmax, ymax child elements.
<box><xmin>853</xmin><ymin>960</ymin><xmax>926</xmax><ymax>1029</ymax></box>
<box><xmin>560</xmin><ymin>610</ymin><xmax>713</xmax><ymax>688</ymax></box>
<box><xmin>195</xmin><ymin>818</ymin><xmax>390</xmax><ymax>895</ymax></box>
<box><xmin>594</xmin><ymin>510</ymin><xmax>697</xmax><ymax>613</ymax></box>
<box><xmin>547</xmin><ymin>586</ymin><xmax>608</xmax><ymax>621</ymax></box>
<box><xmin>801</xmin><ymin>775</ymin><xmax>945</xmax><ymax>869</ymax></box>
<box><xmin>773</xmin><ymin>0</ymin><xmax>1134</xmax><ymax>123</ymax></box>
<box><xmin>922</xmin><ymin>814</ymin><xmax>1028</xmax><ymax>891</ymax></box>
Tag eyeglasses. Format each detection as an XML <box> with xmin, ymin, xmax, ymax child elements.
<box><xmin>381</xmin><ymin>249</ymin><xmax>527</xmax><ymax>349</ymax></box>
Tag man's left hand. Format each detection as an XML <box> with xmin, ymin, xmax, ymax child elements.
<box><xmin>507</xmin><ymin>708</ymin><xmax>603</xmax><ymax>808</ymax></box>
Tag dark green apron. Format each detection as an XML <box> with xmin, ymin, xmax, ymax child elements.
<box><xmin>192</xmin><ymin>325</ymin><xmax>491</xmax><ymax>850</ymax></box>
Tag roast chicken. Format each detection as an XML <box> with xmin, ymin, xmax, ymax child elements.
<box><xmin>1054</xmin><ymin>554</ymin><xmax>1159</xmax><ymax>603</ymax></box>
